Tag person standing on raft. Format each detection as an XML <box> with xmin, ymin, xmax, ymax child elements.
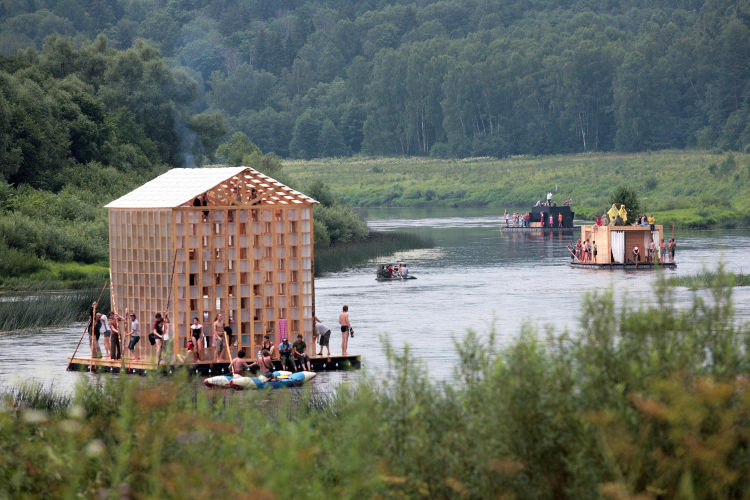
<box><xmin>212</xmin><ymin>313</ymin><xmax>226</xmax><ymax>362</ymax></box>
<box><xmin>313</xmin><ymin>316</ymin><xmax>331</xmax><ymax>356</ymax></box>
<box><xmin>125</xmin><ymin>312</ymin><xmax>140</xmax><ymax>360</ymax></box>
<box><xmin>339</xmin><ymin>305</ymin><xmax>352</xmax><ymax>356</ymax></box>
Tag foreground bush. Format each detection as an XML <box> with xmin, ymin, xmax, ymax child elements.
<box><xmin>1</xmin><ymin>272</ymin><xmax>749</xmax><ymax>498</ymax></box>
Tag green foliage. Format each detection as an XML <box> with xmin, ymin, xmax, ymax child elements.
<box><xmin>608</xmin><ymin>185</ymin><xmax>640</xmax><ymax>220</ymax></box>
<box><xmin>2</xmin><ymin>0</ymin><xmax>750</xmax><ymax>158</ymax></box>
<box><xmin>306</xmin><ymin>179</ymin><xmax>336</xmax><ymax>207</ymax></box>
<box><xmin>2</xmin><ymin>273</ymin><xmax>749</xmax><ymax>497</ymax></box>
<box><xmin>667</xmin><ymin>268</ymin><xmax>750</xmax><ymax>289</ymax></box>
<box><xmin>314</xmin><ymin>205</ymin><xmax>368</xmax><ymax>246</ymax></box>
<box><xmin>285</xmin><ymin>151</ymin><xmax>750</xmax><ymax>227</ymax></box>
<box><xmin>215</xmin><ymin>131</ymin><xmax>260</xmax><ymax>166</ymax></box>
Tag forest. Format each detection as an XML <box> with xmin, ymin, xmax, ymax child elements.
<box><xmin>0</xmin><ymin>38</ymin><xmax>373</xmax><ymax>287</ymax></box>
<box><xmin>2</xmin><ymin>0</ymin><xmax>750</xmax><ymax>286</ymax></box>
<box><xmin>1</xmin><ymin>0</ymin><xmax>750</xmax><ymax>160</ymax></box>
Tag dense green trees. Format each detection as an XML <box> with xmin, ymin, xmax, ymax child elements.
<box><xmin>3</xmin><ymin>0</ymin><xmax>750</xmax><ymax>159</ymax></box>
<box><xmin>0</xmin><ymin>39</ymin><xmax>369</xmax><ymax>285</ymax></box>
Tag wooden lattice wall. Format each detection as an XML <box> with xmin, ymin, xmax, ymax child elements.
<box><xmin>109</xmin><ymin>209</ymin><xmax>173</xmax><ymax>360</ymax></box>
<box><xmin>108</xmin><ymin>191</ymin><xmax>315</xmax><ymax>362</ymax></box>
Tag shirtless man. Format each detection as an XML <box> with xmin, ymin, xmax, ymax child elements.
<box><xmin>659</xmin><ymin>239</ymin><xmax>667</xmax><ymax>264</ymax></box>
<box><xmin>230</xmin><ymin>350</ymin><xmax>250</xmax><ymax>374</ymax></box>
<box><xmin>248</xmin><ymin>349</ymin><xmax>277</xmax><ymax>380</ymax></box>
<box><xmin>213</xmin><ymin>313</ymin><xmax>226</xmax><ymax>362</ymax></box>
<box><xmin>668</xmin><ymin>238</ymin><xmax>676</xmax><ymax>263</ymax></box>
<box><xmin>648</xmin><ymin>239</ymin><xmax>656</xmax><ymax>264</ymax></box>
<box><xmin>339</xmin><ymin>305</ymin><xmax>351</xmax><ymax>356</ymax></box>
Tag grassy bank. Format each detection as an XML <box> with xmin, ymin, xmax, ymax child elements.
<box><xmin>284</xmin><ymin>150</ymin><xmax>750</xmax><ymax>228</ymax></box>
<box><xmin>2</xmin><ymin>272</ymin><xmax>749</xmax><ymax>498</ymax></box>
<box><xmin>314</xmin><ymin>230</ymin><xmax>433</xmax><ymax>275</ymax></box>
<box><xmin>0</xmin><ymin>261</ymin><xmax>110</xmax><ymax>292</ymax></box>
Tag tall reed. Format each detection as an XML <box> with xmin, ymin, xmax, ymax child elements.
<box><xmin>0</xmin><ymin>289</ymin><xmax>110</xmax><ymax>332</ymax></box>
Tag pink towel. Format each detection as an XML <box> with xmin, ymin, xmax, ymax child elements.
<box><xmin>277</xmin><ymin>318</ymin><xmax>288</xmax><ymax>344</ymax></box>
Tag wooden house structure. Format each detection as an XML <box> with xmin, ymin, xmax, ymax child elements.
<box><xmin>101</xmin><ymin>166</ymin><xmax>318</xmax><ymax>364</ymax></box>
<box><xmin>570</xmin><ymin>224</ymin><xmax>676</xmax><ymax>269</ymax></box>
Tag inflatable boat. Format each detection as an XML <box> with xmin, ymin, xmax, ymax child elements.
<box><xmin>375</xmin><ymin>275</ymin><xmax>417</xmax><ymax>281</ymax></box>
<box><xmin>204</xmin><ymin>371</ymin><xmax>316</xmax><ymax>389</ymax></box>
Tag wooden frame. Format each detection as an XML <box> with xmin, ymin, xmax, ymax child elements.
<box><xmin>107</xmin><ymin>168</ymin><xmax>317</xmax><ymax>363</ymax></box>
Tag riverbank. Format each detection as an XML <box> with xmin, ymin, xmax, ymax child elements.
<box><xmin>2</xmin><ymin>272</ymin><xmax>748</xmax><ymax>498</ymax></box>
<box><xmin>315</xmin><ymin>230</ymin><xmax>433</xmax><ymax>275</ymax></box>
<box><xmin>284</xmin><ymin>150</ymin><xmax>750</xmax><ymax>228</ymax></box>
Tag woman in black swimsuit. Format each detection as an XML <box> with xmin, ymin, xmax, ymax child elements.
<box><xmin>190</xmin><ymin>317</ymin><xmax>204</xmax><ymax>360</ymax></box>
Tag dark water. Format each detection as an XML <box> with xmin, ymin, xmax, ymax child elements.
<box><xmin>2</xmin><ymin>208</ymin><xmax>749</xmax><ymax>394</ymax></box>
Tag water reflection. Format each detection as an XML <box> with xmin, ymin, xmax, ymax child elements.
<box><xmin>2</xmin><ymin>209</ymin><xmax>750</xmax><ymax>393</ymax></box>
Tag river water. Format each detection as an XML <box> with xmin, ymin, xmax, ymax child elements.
<box><xmin>2</xmin><ymin>208</ymin><xmax>750</xmax><ymax>394</ymax></box>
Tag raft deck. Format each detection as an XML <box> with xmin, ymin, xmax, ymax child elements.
<box><xmin>570</xmin><ymin>262</ymin><xmax>676</xmax><ymax>270</ymax></box>
<box><xmin>501</xmin><ymin>226</ymin><xmax>576</xmax><ymax>233</ymax></box>
<box><xmin>67</xmin><ymin>354</ymin><xmax>362</xmax><ymax>375</ymax></box>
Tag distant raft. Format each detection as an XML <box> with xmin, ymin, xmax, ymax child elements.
<box><xmin>204</xmin><ymin>371</ymin><xmax>316</xmax><ymax>389</ymax></box>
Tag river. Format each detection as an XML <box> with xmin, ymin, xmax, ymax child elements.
<box><xmin>2</xmin><ymin>208</ymin><xmax>749</xmax><ymax>394</ymax></box>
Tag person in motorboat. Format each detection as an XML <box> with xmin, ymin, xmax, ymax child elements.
<box><xmin>377</xmin><ymin>264</ymin><xmax>389</xmax><ymax>278</ymax></box>
<box><xmin>399</xmin><ymin>263</ymin><xmax>408</xmax><ymax>278</ymax></box>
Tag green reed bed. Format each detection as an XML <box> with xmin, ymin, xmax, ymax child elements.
<box><xmin>2</xmin><ymin>271</ymin><xmax>749</xmax><ymax>498</ymax></box>
<box><xmin>667</xmin><ymin>269</ymin><xmax>750</xmax><ymax>289</ymax></box>
<box><xmin>0</xmin><ymin>381</ymin><xmax>72</xmax><ymax>414</ymax></box>
<box><xmin>0</xmin><ymin>289</ymin><xmax>110</xmax><ymax>332</ymax></box>
<box><xmin>314</xmin><ymin>230</ymin><xmax>433</xmax><ymax>275</ymax></box>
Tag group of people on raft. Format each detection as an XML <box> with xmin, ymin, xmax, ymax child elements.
<box><xmin>377</xmin><ymin>263</ymin><xmax>409</xmax><ymax>278</ymax></box>
<box><xmin>86</xmin><ymin>301</ymin><xmax>356</xmax><ymax>371</ymax></box>
<box><xmin>86</xmin><ymin>304</ymin><xmax>169</xmax><ymax>363</ymax></box>
<box><xmin>568</xmin><ymin>237</ymin><xmax>676</xmax><ymax>265</ymax></box>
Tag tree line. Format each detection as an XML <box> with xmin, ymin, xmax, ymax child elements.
<box><xmin>2</xmin><ymin>0</ymin><xmax>749</xmax><ymax>159</ymax></box>
<box><xmin>0</xmin><ymin>39</ymin><xmax>366</xmax><ymax>285</ymax></box>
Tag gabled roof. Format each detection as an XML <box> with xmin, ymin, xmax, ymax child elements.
<box><xmin>105</xmin><ymin>166</ymin><xmax>317</xmax><ymax>209</ymax></box>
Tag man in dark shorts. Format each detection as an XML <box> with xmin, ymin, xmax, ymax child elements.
<box><xmin>278</xmin><ymin>337</ymin><xmax>295</xmax><ymax>372</ymax></box>
<box><xmin>125</xmin><ymin>313</ymin><xmax>140</xmax><ymax>360</ymax></box>
<box><xmin>293</xmin><ymin>334</ymin><xmax>311</xmax><ymax>371</ymax></box>
<box><xmin>313</xmin><ymin>316</ymin><xmax>331</xmax><ymax>356</ymax></box>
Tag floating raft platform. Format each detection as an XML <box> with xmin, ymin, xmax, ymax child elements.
<box><xmin>570</xmin><ymin>262</ymin><xmax>676</xmax><ymax>270</ymax></box>
<box><xmin>500</xmin><ymin>226</ymin><xmax>576</xmax><ymax>233</ymax></box>
<box><xmin>67</xmin><ymin>354</ymin><xmax>361</xmax><ymax>376</ymax></box>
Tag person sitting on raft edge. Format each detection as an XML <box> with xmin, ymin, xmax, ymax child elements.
<box><xmin>248</xmin><ymin>349</ymin><xmax>278</xmax><ymax>381</ymax></box>
<box><xmin>230</xmin><ymin>349</ymin><xmax>250</xmax><ymax>374</ymax></box>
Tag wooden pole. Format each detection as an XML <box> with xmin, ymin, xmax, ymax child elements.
<box><xmin>158</xmin><ymin>249</ymin><xmax>178</xmax><ymax>367</ymax></box>
<box><xmin>223</xmin><ymin>328</ymin><xmax>234</xmax><ymax>375</ymax></box>
<box><xmin>672</xmin><ymin>222</ymin><xmax>675</xmax><ymax>240</ymax></box>
<box><xmin>166</xmin><ymin>249</ymin><xmax>177</xmax><ymax>311</ymax></box>
<box><xmin>67</xmin><ymin>280</ymin><xmax>108</xmax><ymax>371</ymax></box>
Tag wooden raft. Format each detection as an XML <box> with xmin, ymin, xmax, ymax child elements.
<box><xmin>67</xmin><ymin>354</ymin><xmax>362</xmax><ymax>375</ymax></box>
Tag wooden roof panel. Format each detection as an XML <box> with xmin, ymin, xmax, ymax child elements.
<box><xmin>106</xmin><ymin>166</ymin><xmax>318</xmax><ymax>208</ymax></box>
